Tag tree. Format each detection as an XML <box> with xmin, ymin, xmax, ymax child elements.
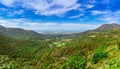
<box><xmin>92</xmin><ymin>46</ymin><xmax>108</xmax><ymax>64</ymax></box>
<box><xmin>61</xmin><ymin>56</ymin><xmax>86</xmax><ymax>69</ymax></box>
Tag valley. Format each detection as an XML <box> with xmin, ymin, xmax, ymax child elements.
<box><xmin>0</xmin><ymin>23</ymin><xmax>120</xmax><ymax>69</ymax></box>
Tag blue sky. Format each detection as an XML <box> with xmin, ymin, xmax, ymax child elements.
<box><xmin>0</xmin><ymin>0</ymin><xmax>120</xmax><ymax>32</ymax></box>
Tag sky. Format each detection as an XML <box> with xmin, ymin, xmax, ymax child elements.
<box><xmin>0</xmin><ymin>0</ymin><xmax>120</xmax><ymax>32</ymax></box>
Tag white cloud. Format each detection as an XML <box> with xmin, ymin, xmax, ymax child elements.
<box><xmin>0</xmin><ymin>18</ymin><xmax>100</xmax><ymax>32</ymax></box>
<box><xmin>69</xmin><ymin>13</ymin><xmax>84</xmax><ymax>18</ymax></box>
<box><xmin>86</xmin><ymin>5</ymin><xmax>94</xmax><ymax>8</ymax></box>
<box><xmin>0</xmin><ymin>7</ymin><xmax>24</xmax><ymax>16</ymax></box>
<box><xmin>91</xmin><ymin>10</ymin><xmax>108</xmax><ymax>15</ymax></box>
<box><xmin>91</xmin><ymin>10</ymin><xmax>120</xmax><ymax>23</ymax></box>
<box><xmin>0</xmin><ymin>0</ymin><xmax>96</xmax><ymax>16</ymax></box>
<box><xmin>0</xmin><ymin>0</ymin><xmax>17</xmax><ymax>7</ymax></box>
<box><xmin>22</xmin><ymin>0</ymin><xmax>80</xmax><ymax>16</ymax></box>
<box><xmin>7</xmin><ymin>10</ymin><xmax>24</xmax><ymax>16</ymax></box>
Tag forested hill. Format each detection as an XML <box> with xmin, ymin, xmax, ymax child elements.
<box><xmin>0</xmin><ymin>25</ymin><xmax>47</xmax><ymax>40</ymax></box>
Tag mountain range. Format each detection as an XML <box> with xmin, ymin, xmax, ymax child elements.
<box><xmin>0</xmin><ymin>23</ymin><xmax>120</xmax><ymax>40</ymax></box>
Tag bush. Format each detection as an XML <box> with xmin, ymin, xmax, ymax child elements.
<box><xmin>116</xmin><ymin>39</ymin><xmax>120</xmax><ymax>49</ymax></box>
<box><xmin>61</xmin><ymin>56</ymin><xmax>86</xmax><ymax>69</ymax></box>
<box><xmin>92</xmin><ymin>51</ymin><xmax>108</xmax><ymax>64</ymax></box>
<box><xmin>92</xmin><ymin>46</ymin><xmax>108</xmax><ymax>64</ymax></box>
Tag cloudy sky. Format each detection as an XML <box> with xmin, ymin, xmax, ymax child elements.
<box><xmin>0</xmin><ymin>0</ymin><xmax>120</xmax><ymax>32</ymax></box>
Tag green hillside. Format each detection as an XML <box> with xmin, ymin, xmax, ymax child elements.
<box><xmin>0</xmin><ymin>35</ymin><xmax>49</xmax><ymax>69</ymax></box>
<box><xmin>0</xmin><ymin>25</ymin><xmax>47</xmax><ymax>40</ymax></box>
<box><xmin>1</xmin><ymin>24</ymin><xmax>120</xmax><ymax>69</ymax></box>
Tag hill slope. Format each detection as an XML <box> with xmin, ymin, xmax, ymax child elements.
<box><xmin>0</xmin><ymin>25</ymin><xmax>46</xmax><ymax>40</ymax></box>
<box><xmin>0</xmin><ymin>35</ymin><xmax>49</xmax><ymax>68</ymax></box>
<box><xmin>75</xmin><ymin>23</ymin><xmax>120</xmax><ymax>37</ymax></box>
<box><xmin>1</xmin><ymin>23</ymin><xmax>120</xmax><ymax>69</ymax></box>
<box><xmin>95</xmin><ymin>23</ymin><xmax>120</xmax><ymax>32</ymax></box>
<box><xmin>31</xmin><ymin>25</ymin><xmax>120</xmax><ymax>69</ymax></box>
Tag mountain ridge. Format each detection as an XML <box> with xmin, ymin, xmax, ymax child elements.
<box><xmin>0</xmin><ymin>25</ymin><xmax>46</xmax><ymax>40</ymax></box>
<box><xmin>0</xmin><ymin>23</ymin><xmax>119</xmax><ymax>39</ymax></box>
<box><xmin>95</xmin><ymin>23</ymin><xmax>120</xmax><ymax>32</ymax></box>
<box><xmin>73</xmin><ymin>23</ymin><xmax>120</xmax><ymax>37</ymax></box>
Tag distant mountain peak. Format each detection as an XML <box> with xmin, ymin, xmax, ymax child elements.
<box><xmin>95</xmin><ymin>23</ymin><xmax>120</xmax><ymax>32</ymax></box>
<box><xmin>111</xmin><ymin>23</ymin><xmax>118</xmax><ymax>25</ymax></box>
<box><xmin>109</xmin><ymin>23</ymin><xmax>119</xmax><ymax>25</ymax></box>
<box><xmin>0</xmin><ymin>25</ymin><xmax>5</xmax><ymax>29</ymax></box>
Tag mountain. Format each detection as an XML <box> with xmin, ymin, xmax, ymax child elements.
<box><xmin>95</xmin><ymin>23</ymin><xmax>120</xmax><ymax>32</ymax></box>
<box><xmin>0</xmin><ymin>25</ymin><xmax>46</xmax><ymax>40</ymax></box>
<box><xmin>72</xmin><ymin>23</ymin><xmax>120</xmax><ymax>38</ymax></box>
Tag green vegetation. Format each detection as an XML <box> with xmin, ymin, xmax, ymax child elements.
<box><xmin>61</xmin><ymin>56</ymin><xmax>86</xmax><ymax>69</ymax></box>
<box><xmin>0</xmin><ymin>25</ymin><xmax>47</xmax><ymax>40</ymax></box>
<box><xmin>92</xmin><ymin>46</ymin><xmax>108</xmax><ymax>64</ymax></box>
<box><xmin>1</xmin><ymin>24</ymin><xmax>120</xmax><ymax>69</ymax></box>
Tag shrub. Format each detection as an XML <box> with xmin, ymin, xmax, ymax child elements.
<box><xmin>116</xmin><ymin>39</ymin><xmax>120</xmax><ymax>49</ymax></box>
<box><xmin>61</xmin><ymin>56</ymin><xmax>86</xmax><ymax>69</ymax></box>
<box><xmin>92</xmin><ymin>46</ymin><xmax>108</xmax><ymax>64</ymax></box>
<box><xmin>92</xmin><ymin>51</ymin><xmax>108</xmax><ymax>64</ymax></box>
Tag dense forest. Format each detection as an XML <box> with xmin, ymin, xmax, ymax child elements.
<box><xmin>1</xmin><ymin>23</ymin><xmax>120</xmax><ymax>69</ymax></box>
